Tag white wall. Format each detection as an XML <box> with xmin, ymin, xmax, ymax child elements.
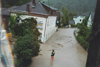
<box><xmin>73</xmin><ymin>16</ymin><xmax>85</xmax><ymax>24</ymax></box>
<box><xmin>43</xmin><ymin>16</ymin><xmax>57</xmax><ymax>43</ymax></box>
<box><xmin>87</xmin><ymin>15</ymin><xmax>92</xmax><ymax>27</ymax></box>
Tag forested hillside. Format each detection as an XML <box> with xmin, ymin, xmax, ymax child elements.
<box><xmin>2</xmin><ymin>0</ymin><xmax>97</xmax><ymax>14</ymax></box>
<box><xmin>42</xmin><ymin>0</ymin><xmax>97</xmax><ymax>13</ymax></box>
<box><xmin>1</xmin><ymin>0</ymin><xmax>31</xmax><ymax>7</ymax></box>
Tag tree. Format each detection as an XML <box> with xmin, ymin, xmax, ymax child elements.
<box><xmin>2</xmin><ymin>0</ymin><xmax>31</xmax><ymax>7</ymax></box>
<box><xmin>13</xmin><ymin>34</ymin><xmax>40</xmax><ymax>67</ymax></box>
<box><xmin>8</xmin><ymin>15</ymin><xmax>17</xmax><ymax>35</ymax></box>
<box><xmin>8</xmin><ymin>15</ymin><xmax>41</xmax><ymax>66</ymax></box>
<box><xmin>41</xmin><ymin>0</ymin><xmax>96</xmax><ymax>14</ymax></box>
<box><xmin>69</xmin><ymin>12</ymin><xmax>77</xmax><ymax>20</ymax></box>
<box><xmin>78</xmin><ymin>16</ymin><xmax>89</xmax><ymax>37</ymax></box>
<box><xmin>8</xmin><ymin>15</ymin><xmax>41</xmax><ymax>38</ymax></box>
<box><xmin>61</xmin><ymin>7</ymin><xmax>69</xmax><ymax>26</ymax></box>
<box><xmin>76</xmin><ymin>16</ymin><xmax>91</xmax><ymax>50</ymax></box>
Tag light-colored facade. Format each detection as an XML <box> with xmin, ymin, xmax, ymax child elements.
<box><xmin>45</xmin><ymin>16</ymin><xmax>57</xmax><ymax>42</ymax></box>
<box><xmin>73</xmin><ymin>16</ymin><xmax>85</xmax><ymax>24</ymax></box>
<box><xmin>87</xmin><ymin>14</ymin><xmax>92</xmax><ymax>27</ymax></box>
<box><xmin>11</xmin><ymin>13</ymin><xmax>57</xmax><ymax>43</ymax></box>
<box><xmin>87</xmin><ymin>12</ymin><xmax>95</xmax><ymax>27</ymax></box>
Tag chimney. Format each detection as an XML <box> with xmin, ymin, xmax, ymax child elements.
<box><xmin>33</xmin><ymin>0</ymin><xmax>36</xmax><ymax>5</ymax></box>
<box><xmin>26</xmin><ymin>4</ymin><xmax>30</xmax><ymax>12</ymax></box>
<box><xmin>43</xmin><ymin>1</ymin><xmax>45</xmax><ymax>3</ymax></box>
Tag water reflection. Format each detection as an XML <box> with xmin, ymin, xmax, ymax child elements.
<box><xmin>50</xmin><ymin>59</ymin><xmax>54</xmax><ymax>67</ymax></box>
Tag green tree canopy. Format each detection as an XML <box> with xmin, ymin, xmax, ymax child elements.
<box><xmin>78</xmin><ymin>16</ymin><xmax>89</xmax><ymax>37</ymax></box>
<box><xmin>76</xmin><ymin>16</ymin><xmax>92</xmax><ymax>50</ymax></box>
<box><xmin>41</xmin><ymin>0</ymin><xmax>96</xmax><ymax>14</ymax></box>
<box><xmin>8</xmin><ymin>16</ymin><xmax>41</xmax><ymax>38</ymax></box>
<box><xmin>2</xmin><ymin>0</ymin><xmax>31</xmax><ymax>7</ymax></box>
<box><xmin>13</xmin><ymin>33</ymin><xmax>40</xmax><ymax>67</ymax></box>
<box><xmin>61</xmin><ymin>7</ymin><xmax>69</xmax><ymax>26</ymax></box>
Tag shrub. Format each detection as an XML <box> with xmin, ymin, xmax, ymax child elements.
<box><xmin>13</xmin><ymin>34</ymin><xmax>40</xmax><ymax>67</ymax></box>
<box><xmin>76</xmin><ymin>35</ymin><xmax>89</xmax><ymax>50</ymax></box>
<box><xmin>71</xmin><ymin>24</ymin><xmax>77</xmax><ymax>28</ymax></box>
<box><xmin>76</xmin><ymin>16</ymin><xmax>91</xmax><ymax>51</ymax></box>
<box><xmin>8</xmin><ymin>16</ymin><xmax>41</xmax><ymax>38</ymax></box>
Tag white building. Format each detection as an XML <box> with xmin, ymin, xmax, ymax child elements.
<box><xmin>87</xmin><ymin>12</ymin><xmax>95</xmax><ymax>27</ymax></box>
<box><xmin>10</xmin><ymin>0</ymin><xmax>59</xmax><ymax>43</ymax></box>
<box><xmin>73</xmin><ymin>16</ymin><xmax>85</xmax><ymax>24</ymax></box>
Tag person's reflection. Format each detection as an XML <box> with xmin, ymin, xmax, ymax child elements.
<box><xmin>50</xmin><ymin>59</ymin><xmax>54</xmax><ymax>67</ymax></box>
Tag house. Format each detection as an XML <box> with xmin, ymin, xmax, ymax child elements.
<box><xmin>73</xmin><ymin>13</ymin><xmax>90</xmax><ymax>24</ymax></box>
<box><xmin>9</xmin><ymin>0</ymin><xmax>59</xmax><ymax>43</ymax></box>
<box><xmin>73</xmin><ymin>16</ymin><xmax>85</xmax><ymax>25</ymax></box>
<box><xmin>87</xmin><ymin>12</ymin><xmax>95</xmax><ymax>27</ymax></box>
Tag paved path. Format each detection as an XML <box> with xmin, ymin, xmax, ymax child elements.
<box><xmin>30</xmin><ymin>28</ymin><xmax>87</xmax><ymax>67</ymax></box>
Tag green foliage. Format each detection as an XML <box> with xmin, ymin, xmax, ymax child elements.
<box><xmin>61</xmin><ymin>7</ymin><xmax>69</xmax><ymax>26</ymax></box>
<box><xmin>78</xmin><ymin>16</ymin><xmax>89</xmax><ymax>37</ymax></box>
<box><xmin>76</xmin><ymin>36</ymin><xmax>89</xmax><ymax>50</ymax></box>
<box><xmin>41</xmin><ymin>0</ymin><xmax>96</xmax><ymax>13</ymax></box>
<box><xmin>7</xmin><ymin>15</ymin><xmax>17</xmax><ymax>35</ymax></box>
<box><xmin>9</xmin><ymin>15</ymin><xmax>41</xmax><ymax>67</ymax></box>
<box><xmin>77</xmin><ymin>23</ymin><xmax>81</xmax><ymax>28</ymax></box>
<box><xmin>2</xmin><ymin>0</ymin><xmax>31</xmax><ymax>7</ymax></box>
<box><xmin>76</xmin><ymin>16</ymin><xmax>91</xmax><ymax>51</ymax></box>
<box><xmin>69</xmin><ymin>12</ymin><xmax>77</xmax><ymax>20</ymax></box>
<box><xmin>2</xmin><ymin>0</ymin><xmax>96</xmax><ymax>13</ymax></box>
<box><xmin>71</xmin><ymin>24</ymin><xmax>77</xmax><ymax>28</ymax></box>
<box><xmin>8</xmin><ymin>15</ymin><xmax>41</xmax><ymax>38</ymax></box>
<box><xmin>13</xmin><ymin>34</ymin><xmax>40</xmax><ymax>67</ymax></box>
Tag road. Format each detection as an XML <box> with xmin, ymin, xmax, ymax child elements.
<box><xmin>30</xmin><ymin>28</ymin><xmax>87</xmax><ymax>67</ymax></box>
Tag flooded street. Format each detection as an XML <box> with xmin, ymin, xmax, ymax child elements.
<box><xmin>30</xmin><ymin>28</ymin><xmax>87</xmax><ymax>67</ymax></box>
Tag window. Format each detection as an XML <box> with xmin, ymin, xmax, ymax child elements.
<box><xmin>80</xmin><ymin>19</ymin><xmax>81</xmax><ymax>22</ymax></box>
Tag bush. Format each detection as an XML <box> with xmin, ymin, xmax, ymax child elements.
<box><xmin>13</xmin><ymin>34</ymin><xmax>40</xmax><ymax>67</ymax></box>
<box><xmin>76</xmin><ymin>35</ymin><xmax>89</xmax><ymax>50</ymax></box>
<box><xmin>8</xmin><ymin>16</ymin><xmax>41</xmax><ymax>38</ymax></box>
<box><xmin>76</xmin><ymin>16</ymin><xmax>90</xmax><ymax>51</ymax></box>
<box><xmin>71</xmin><ymin>24</ymin><xmax>77</xmax><ymax>28</ymax></box>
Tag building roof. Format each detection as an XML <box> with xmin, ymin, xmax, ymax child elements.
<box><xmin>73</xmin><ymin>13</ymin><xmax>90</xmax><ymax>18</ymax></box>
<box><xmin>12</xmin><ymin>0</ymin><xmax>48</xmax><ymax>15</ymax></box>
<box><xmin>81</xmin><ymin>13</ymin><xmax>90</xmax><ymax>17</ymax></box>
<box><xmin>2</xmin><ymin>6</ymin><xmax>18</xmax><ymax>16</ymax></box>
<box><xmin>69</xmin><ymin>20</ymin><xmax>75</xmax><ymax>24</ymax></box>
<box><xmin>10</xmin><ymin>0</ymin><xmax>59</xmax><ymax>16</ymax></box>
<box><xmin>41</xmin><ymin>3</ymin><xmax>58</xmax><ymax>11</ymax></box>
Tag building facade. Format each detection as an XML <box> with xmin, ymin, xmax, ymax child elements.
<box><xmin>73</xmin><ymin>16</ymin><xmax>85</xmax><ymax>24</ymax></box>
<box><xmin>87</xmin><ymin>12</ymin><xmax>95</xmax><ymax>27</ymax></box>
<box><xmin>10</xmin><ymin>0</ymin><xmax>58</xmax><ymax>43</ymax></box>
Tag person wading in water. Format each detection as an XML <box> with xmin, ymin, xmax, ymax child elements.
<box><xmin>51</xmin><ymin>49</ymin><xmax>55</xmax><ymax>60</ymax></box>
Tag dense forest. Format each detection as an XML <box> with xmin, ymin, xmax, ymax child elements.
<box><xmin>42</xmin><ymin>0</ymin><xmax>97</xmax><ymax>14</ymax></box>
<box><xmin>2</xmin><ymin>0</ymin><xmax>97</xmax><ymax>14</ymax></box>
<box><xmin>1</xmin><ymin>0</ymin><xmax>31</xmax><ymax>7</ymax></box>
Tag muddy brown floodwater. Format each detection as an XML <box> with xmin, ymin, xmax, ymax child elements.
<box><xmin>30</xmin><ymin>28</ymin><xmax>87</xmax><ymax>67</ymax></box>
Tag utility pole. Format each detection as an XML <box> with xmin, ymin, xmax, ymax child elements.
<box><xmin>86</xmin><ymin>0</ymin><xmax>100</xmax><ymax>67</ymax></box>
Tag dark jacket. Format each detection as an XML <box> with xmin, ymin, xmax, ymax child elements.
<box><xmin>51</xmin><ymin>51</ymin><xmax>55</xmax><ymax>57</ymax></box>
